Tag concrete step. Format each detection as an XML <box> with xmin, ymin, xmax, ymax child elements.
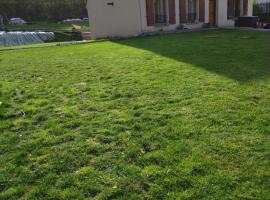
<box><xmin>81</xmin><ymin>32</ymin><xmax>91</xmax><ymax>40</ymax></box>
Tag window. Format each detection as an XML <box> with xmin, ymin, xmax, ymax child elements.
<box><xmin>186</xmin><ymin>0</ymin><xmax>197</xmax><ymax>23</ymax></box>
<box><xmin>154</xmin><ymin>0</ymin><xmax>167</xmax><ymax>24</ymax></box>
<box><xmin>228</xmin><ymin>0</ymin><xmax>241</xmax><ymax>19</ymax></box>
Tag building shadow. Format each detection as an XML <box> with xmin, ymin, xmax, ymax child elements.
<box><xmin>113</xmin><ymin>30</ymin><xmax>270</xmax><ymax>82</ymax></box>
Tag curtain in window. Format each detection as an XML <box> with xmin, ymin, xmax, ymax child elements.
<box><xmin>228</xmin><ymin>0</ymin><xmax>242</xmax><ymax>19</ymax></box>
<box><xmin>155</xmin><ymin>0</ymin><xmax>166</xmax><ymax>16</ymax></box>
<box><xmin>186</xmin><ymin>0</ymin><xmax>197</xmax><ymax>23</ymax></box>
<box><xmin>228</xmin><ymin>0</ymin><xmax>235</xmax><ymax>19</ymax></box>
<box><xmin>154</xmin><ymin>0</ymin><xmax>167</xmax><ymax>23</ymax></box>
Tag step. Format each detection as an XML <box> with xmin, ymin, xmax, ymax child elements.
<box><xmin>81</xmin><ymin>32</ymin><xmax>92</xmax><ymax>40</ymax></box>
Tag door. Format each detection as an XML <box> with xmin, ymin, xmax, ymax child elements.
<box><xmin>209</xmin><ymin>0</ymin><xmax>216</xmax><ymax>26</ymax></box>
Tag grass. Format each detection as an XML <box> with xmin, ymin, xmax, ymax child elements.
<box><xmin>0</xmin><ymin>41</ymin><xmax>96</xmax><ymax>51</ymax></box>
<box><xmin>0</xmin><ymin>29</ymin><xmax>270</xmax><ymax>199</ymax></box>
<box><xmin>6</xmin><ymin>21</ymin><xmax>90</xmax><ymax>32</ymax></box>
<box><xmin>0</xmin><ymin>42</ymin><xmax>61</xmax><ymax>51</ymax></box>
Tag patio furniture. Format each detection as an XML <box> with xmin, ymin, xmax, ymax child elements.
<box><xmin>235</xmin><ymin>16</ymin><xmax>259</xmax><ymax>28</ymax></box>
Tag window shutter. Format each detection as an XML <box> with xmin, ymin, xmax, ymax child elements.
<box><xmin>169</xmin><ymin>0</ymin><xmax>176</xmax><ymax>24</ymax></box>
<box><xmin>199</xmin><ymin>0</ymin><xmax>205</xmax><ymax>22</ymax></box>
<box><xmin>146</xmin><ymin>0</ymin><xmax>155</xmax><ymax>26</ymax></box>
<box><xmin>179</xmin><ymin>0</ymin><xmax>186</xmax><ymax>23</ymax></box>
<box><xmin>243</xmin><ymin>0</ymin><xmax>248</xmax><ymax>16</ymax></box>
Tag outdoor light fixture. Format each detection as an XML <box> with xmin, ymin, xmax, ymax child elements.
<box><xmin>107</xmin><ymin>2</ymin><xmax>114</xmax><ymax>6</ymax></box>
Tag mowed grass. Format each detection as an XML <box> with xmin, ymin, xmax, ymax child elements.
<box><xmin>0</xmin><ymin>42</ymin><xmax>61</xmax><ymax>51</ymax></box>
<box><xmin>0</xmin><ymin>30</ymin><xmax>270</xmax><ymax>199</ymax></box>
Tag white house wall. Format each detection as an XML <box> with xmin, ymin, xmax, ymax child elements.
<box><xmin>248</xmin><ymin>0</ymin><xmax>253</xmax><ymax>16</ymax></box>
<box><xmin>87</xmin><ymin>0</ymin><xmax>254</xmax><ymax>39</ymax></box>
<box><xmin>88</xmin><ymin>0</ymin><xmax>142</xmax><ymax>39</ymax></box>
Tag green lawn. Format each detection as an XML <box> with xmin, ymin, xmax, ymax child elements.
<box><xmin>0</xmin><ymin>30</ymin><xmax>270</xmax><ymax>199</ymax></box>
<box><xmin>0</xmin><ymin>42</ymin><xmax>61</xmax><ymax>51</ymax></box>
<box><xmin>6</xmin><ymin>21</ymin><xmax>90</xmax><ymax>32</ymax></box>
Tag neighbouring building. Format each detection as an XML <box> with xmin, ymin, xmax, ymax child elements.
<box><xmin>87</xmin><ymin>0</ymin><xmax>253</xmax><ymax>39</ymax></box>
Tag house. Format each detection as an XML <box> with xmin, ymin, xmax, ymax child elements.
<box><xmin>87</xmin><ymin>0</ymin><xmax>253</xmax><ymax>39</ymax></box>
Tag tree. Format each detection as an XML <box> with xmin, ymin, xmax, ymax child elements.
<box><xmin>0</xmin><ymin>0</ymin><xmax>88</xmax><ymax>22</ymax></box>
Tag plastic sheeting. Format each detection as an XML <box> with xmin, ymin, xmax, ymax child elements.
<box><xmin>0</xmin><ymin>31</ymin><xmax>55</xmax><ymax>46</ymax></box>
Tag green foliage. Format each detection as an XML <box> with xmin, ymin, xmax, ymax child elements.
<box><xmin>0</xmin><ymin>0</ymin><xmax>87</xmax><ymax>21</ymax></box>
<box><xmin>0</xmin><ymin>30</ymin><xmax>270</xmax><ymax>199</ymax></box>
<box><xmin>256</xmin><ymin>12</ymin><xmax>270</xmax><ymax>23</ymax></box>
<box><xmin>5</xmin><ymin>21</ymin><xmax>90</xmax><ymax>32</ymax></box>
<box><xmin>253</xmin><ymin>2</ymin><xmax>270</xmax><ymax>22</ymax></box>
<box><xmin>53</xmin><ymin>32</ymin><xmax>83</xmax><ymax>42</ymax></box>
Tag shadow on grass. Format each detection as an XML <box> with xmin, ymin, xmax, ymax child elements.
<box><xmin>114</xmin><ymin>30</ymin><xmax>270</xmax><ymax>82</ymax></box>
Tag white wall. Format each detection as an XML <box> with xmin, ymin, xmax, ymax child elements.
<box><xmin>248</xmin><ymin>0</ymin><xmax>253</xmax><ymax>16</ymax></box>
<box><xmin>87</xmin><ymin>0</ymin><xmax>142</xmax><ymax>39</ymax></box>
